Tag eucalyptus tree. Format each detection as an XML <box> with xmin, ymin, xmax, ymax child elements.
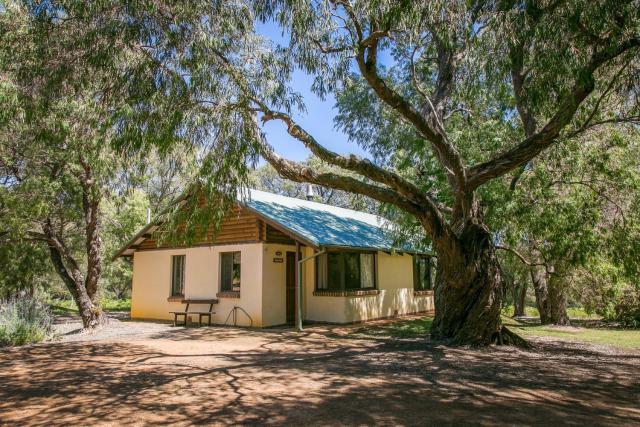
<box><xmin>0</xmin><ymin>2</ymin><xmax>130</xmax><ymax>327</ymax></box>
<box><xmin>17</xmin><ymin>0</ymin><xmax>640</xmax><ymax>344</ymax></box>
<box><xmin>494</xmin><ymin>124</ymin><xmax>640</xmax><ymax>325</ymax></box>
<box><xmin>246</xmin><ymin>1</ymin><xmax>638</xmax><ymax>344</ymax></box>
<box><xmin>0</xmin><ymin>94</ymin><xmax>109</xmax><ymax>327</ymax></box>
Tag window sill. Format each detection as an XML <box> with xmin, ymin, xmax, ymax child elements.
<box><xmin>413</xmin><ymin>290</ymin><xmax>434</xmax><ymax>297</ymax></box>
<box><xmin>167</xmin><ymin>295</ymin><xmax>184</xmax><ymax>302</ymax></box>
<box><xmin>216</xmin><ymin>291</ymin><xmax>240</xmax><ymax>299</ymax></box>
<box><xmin>313</xmin><ymin>289</ymin><xmax>380</xmax><ymax>297</ymax></box>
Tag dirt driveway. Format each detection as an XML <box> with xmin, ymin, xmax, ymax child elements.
<box><xmin>1</xmin><ymin>321</ymin><xmax>639</xmax><ymax>426</ymax></box>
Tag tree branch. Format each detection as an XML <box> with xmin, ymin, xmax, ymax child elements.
<box><xmin>496</xmin><ymin>245</ymin><xmax>546</xmax><ymax>267</ymax></box>
<box><xmin>468</xmin><ymin>37</ymin><xmax>640</xmax><ymax>191</ymax></box>
<box><xmin>254</xmin><ymin>118</ymin><xmax>451</xmax><ymax>240</ymax></box>
<box><xmin>354</xmin><ymin>33</ymin><xmax>467</xmax><ymax>193</ymax></box>
<box><xmin>259</xmin><ymin>109</ymin><xmax>438</xmax><ymax>211</ymax></box>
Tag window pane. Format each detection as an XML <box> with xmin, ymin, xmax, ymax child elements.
<box><xmin>180</xmin><ymin>256</ymin><xmax>185</xmax><ymax>294</ymax></box>
<box><xmin>327</xmin><ymin>252</ymin><xmax>343</xmax><ymax>290</ymax></box>
<box><xmin>424</xmin><ymin>257</ymin><xmax>432</xmax><ymax>289</ymax></box>
<box><xmin>344</xmin><ymin>252</ymin><xmax>360</xmax><ymax>290</ymax></box>
<box><xmin>316</xmin><ymin>253</ymin><xmax>328</xmax><ymax>289</ymax></box>
<box><xmin>171</xmin><ymin>255</ymin><xmax>185</xmax><ymax>296</ymax></box>
<box><xmin>232</xmin><ymin>252</ymin><xmax>241</xmax><ymax>288</ymax></box>
<box><xmin>220</xmin><ymin>252</ymin><xmax>233</xmax><ymax>291</ymax></box>
<box><xmin>360</xmin><ymin>253</ymin><xmax>375</xmax><ymax>289</ymax></box>
<box><xmin>414</xmin><ymin>256</ymin><xmax>432</xmax><ymax>290</ymax></box>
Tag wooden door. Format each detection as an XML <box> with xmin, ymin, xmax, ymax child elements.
<box><xmin>286</xmin><ymin>251</ymin><xmax>296</xmax><ymax>323</ymax></box>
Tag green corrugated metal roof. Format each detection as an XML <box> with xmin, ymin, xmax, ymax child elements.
<box><xmin>243</xmin><ymin>189</ymin><xmax>409</xmax><ymax>251</ymax></box>
<box><xmin>115</xmin><ymin>188</ymin><xmax>425</xmax><ymax>258</ymax></box>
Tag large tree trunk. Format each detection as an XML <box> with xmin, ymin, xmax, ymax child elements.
<box><xmin>431</xmin><ymin>222</ymin><xmax>522</xmax><ymax>346</ymax></box>
<box><xmin>530</xmin><ymin>266</ymin><xmax>569</xmax><ymax>325</ymax></box>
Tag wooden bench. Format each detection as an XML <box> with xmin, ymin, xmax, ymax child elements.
<box><xmin>170</xmin><ymin>299</ymin><xmax>218</xmax><ymax>327</ymax></box>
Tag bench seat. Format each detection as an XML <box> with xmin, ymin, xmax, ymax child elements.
<box><xmin>170</xmin><ymin>299</ymin><xmax>219</xmax><ymax>326</ymax></box>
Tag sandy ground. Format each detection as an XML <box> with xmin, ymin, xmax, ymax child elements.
<box><xmin>1</xmin><ymin>316</ymin><xmax>639</xmax><ymax>426</ymax></box>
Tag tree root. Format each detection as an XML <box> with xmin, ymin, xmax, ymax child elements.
<box><xmin>497</xmin><ymin>325</ymin><xmax>530</xmax><ymax>349</ymax></box>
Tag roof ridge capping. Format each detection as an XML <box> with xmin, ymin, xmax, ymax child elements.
<box><xmin>240</xmin><ymin>188</ymin><xmax>387</xmax><ymax>228</ymax></box>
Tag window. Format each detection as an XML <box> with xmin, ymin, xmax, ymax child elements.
<box><xmin>220</xmin><ymin>251</ymin><xmax>241</xmax><ymax>292</ymax></box>
<box><xmin>413</xmin><ymin>255</ymin><xmax>432</xmax><ymax>291</ymax></box>
<box><xmin>171</xmin><ymin>255</ymin><xmax>185</xmax><ymax>296</ymax></box>
<box><xmin>316</xmin><ymin>251</ymin><xmax>376</xmax><ymax>290</ymax></box>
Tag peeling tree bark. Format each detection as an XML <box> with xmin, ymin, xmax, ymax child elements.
<box><xmin>37</xmin><ymin>158</ymin><xmax>106</xmax><ymax>330</ymax></box>
<box><xmin>513</xmin><ymin>281</ymin><xmax>527</xmax><ymax>317</ymax></box>
<box><xmin>431</xmin><ymin>222</ymin><xmax>505</xmax><ymax>345</ymax></box>
<box><xmin>47</xmin><ymin>242</ymin><xmax>104</xmax><ymax>329</ymax></box>
<box><xmin>530</xmin><ymin>265</ymin><xmax>569</xmax><ymax>325</ymax></box>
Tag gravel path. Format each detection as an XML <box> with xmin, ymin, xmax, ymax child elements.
<box><xmin>3</xmin><ymin>317</ymin><xmax>639</xmax><ymax>426</ymax></box>
<box><xmin>53</xmin><ymin>312</ymin><xmax>176</xmax><ymax>343</ymax></box>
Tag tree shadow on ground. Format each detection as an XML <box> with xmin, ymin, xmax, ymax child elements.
<box><xmin>1</xmin><ymin>326</ymin><xmax>638</xmax><ymax>426</ymax></box>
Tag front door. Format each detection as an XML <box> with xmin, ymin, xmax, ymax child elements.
<box><xmin>286</xmin><ymin>251</ymin><xmax>296</xmax><ymax>323</ymax></box>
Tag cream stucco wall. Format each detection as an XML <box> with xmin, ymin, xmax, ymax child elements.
<box><xmin>130</xmin><ymin>243</ymin><xmax>432</xmax><ymax>327</ymax></box>
<box><xmin>261</xmin><ymin>243</ymin><xmax>298</xmax><ymax>327</ymax></box>
<box><xmin>302</xmin><ymin>247</ymin><xmax>434</xmax><ymax>324</ymax></box>
<box><xmin>131</xmin><ymin>243</ymin><xmax>264</xmax><ymax>327</ymax></box>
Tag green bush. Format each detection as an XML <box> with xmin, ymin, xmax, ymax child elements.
<box><xmin>0</xmin><ymin>296</ymin><xmax>53</xmax><ymax>347</ymax></box>
<box><xmin>614</xmin><ymin>287</ymin><xmax>640</xmax><ymax>328</ymax></box>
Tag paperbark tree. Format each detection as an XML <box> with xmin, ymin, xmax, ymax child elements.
<box><xmin>0</xmin><ymin>127</ymin><xmax>107</xmax><ymax>328</ymax></box>
<box><xmin>247</xmin><ymin>1</ymin><xmax>639</xmax><ymax>344</ymax></box>
<box><xmin>1</xmin><ymin>4</ymin><xmax>119</xmax><ymax>327</ymax></box>
<box><xmin>11</xmin><ymin>0</ymin><xmax>640</xmax><ymax>344</ymax></box>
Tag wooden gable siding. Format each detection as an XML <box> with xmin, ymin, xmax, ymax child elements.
<box><xmin>265</xmin><ymin>224</ymin><xmax>296</xmax><ymax>245</ymax></box>
<box><xmin>136</xmin><ymin>206</ymin><xmax>262</xmax><ymax>251</ymax></box>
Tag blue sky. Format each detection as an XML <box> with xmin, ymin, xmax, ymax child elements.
<box><xmin>255</xmin><ymin>21</ymin><xmax>370</xmax><ymax>162</ymax></box>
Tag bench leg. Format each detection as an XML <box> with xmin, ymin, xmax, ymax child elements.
<box><xmin>173</xmin><ymin>313</ymin><xmax>177</xmax><ymax>327</ymax></box>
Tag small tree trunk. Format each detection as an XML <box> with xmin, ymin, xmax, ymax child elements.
<box><xmin>548</xmin><ymin>276</ymin><xmax>569</xmax><ymax>325</ymax></box>
<box><xmin>431</xmin><ymin>222</ymin><xmax>522</xmax><ymax>346</ymax></box>
<box><xmin>48</xmin><ymin>245</ymin><xmax>104</xmax><ymax>328</ymax></box>
<box><xmin>514</xmin><ymin>281</ymin><xmax>527</xmax><ymax>317</ymax></box>
<box><xmin>531</xmin><ymin>266</ymin><xmax>569</xmax><ymax>325</ymax></box>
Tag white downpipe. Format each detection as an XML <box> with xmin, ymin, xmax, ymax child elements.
<box><xmin>297</xmin><ymin>249</ymin><xmax>326</xmax><ymax>332</ymax></box>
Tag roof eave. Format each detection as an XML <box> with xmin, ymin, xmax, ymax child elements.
<box><xmin>320</xmin><ymin>244</ymin><xmax>434</xmax><ymax>255</ymax></box>
<box><xmin>240</xmin><ymin>203</ymin><xmax>319</xmax><ymax>249</ymax></box>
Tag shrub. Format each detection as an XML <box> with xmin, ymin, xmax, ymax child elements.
<box><xmin>614</xmin><ymin>287</ymin><xmax>640</xmax><ymax>328</ymax></box>
<box><xmin>0</xmin><ymin>296</ymin><xmax>53</xmax><ymax>347</ymax></box>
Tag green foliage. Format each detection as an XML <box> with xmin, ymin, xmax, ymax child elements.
<box><xmin>612</xmin><ymin>287</ymin><xmax>640</xmax><ymax>328</ymax></box>
<box><xmin>0</xmin><ymin>242</ymin><xmax>53</xmax><ymax>298</ymax></box>
<box><xmin>493</xmin><ymin>126</ymin><xmax>640</xmax><ymax>321</ymax></box>
<box><xmin>51</xmin><ymin>298</ymin><xmax>131</xmax><ymax>314</ymax></box>
<box><xmin>0</xmin><ymin>296</ymin><xmax>53</xmax><ymax>347</ymax></box>
<box><xmin>0</xmin><ymin>4</ymin><xmax>198</xmax><ymax>307</ymax></box>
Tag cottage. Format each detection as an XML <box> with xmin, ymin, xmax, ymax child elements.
<box><xmin>115</xmin><ymin>189</ymin><xmax>434</xmax><ymax>327</ymax></box>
